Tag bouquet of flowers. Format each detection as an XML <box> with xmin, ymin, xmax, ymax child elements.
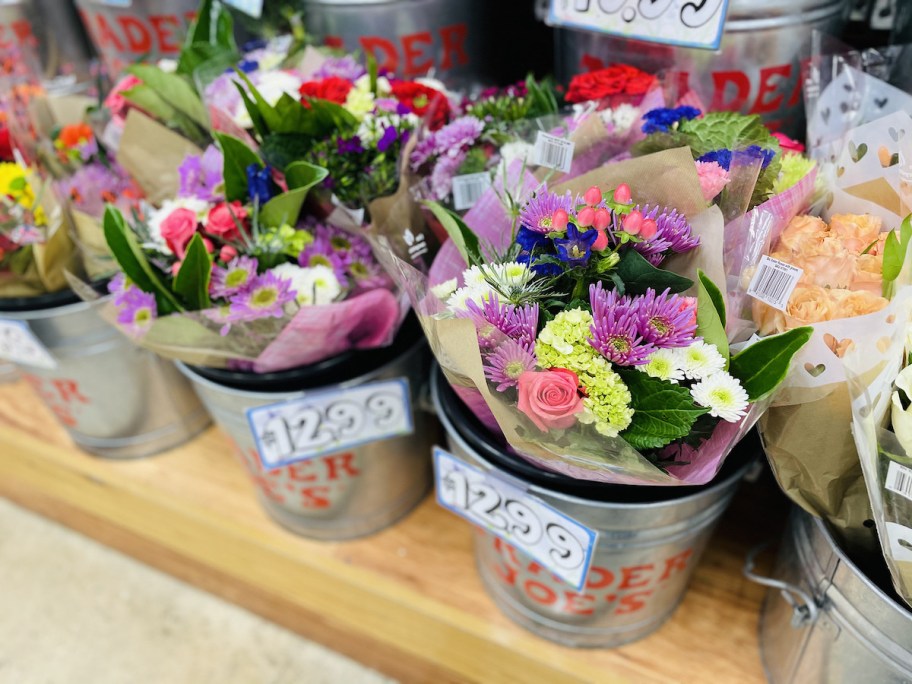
<box><xmin>380</xmin><ymin>148</ymin><xmax>810</xmax><ymax>484</ymax></box>
<box><xmin>99</xmin><ymin>133</ymin><xmax>401</xmax><ymax>371</ymax></box>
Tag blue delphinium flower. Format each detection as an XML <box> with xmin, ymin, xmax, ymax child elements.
<box><xmin>554</xmin><ymin>223</ymin><xmax>598</xmax><ymax>267</ymax></box>
<box><xmin>235</xmin><ymin>59</ymin><xmax>259</xmax><ymax>74</ymax></box>
<box><xmin>246</xmin><ymin>163</ymin><xmax>275</xmax><ymax>204</ymax></box>
<box><xmin>641</xmin><ymin>106</ymin><xmax>701</xmax><ymax>134</ymax></box>
<box><xmin>698</xmin><ymin>145</ymin><xmax>775</xmax><ymax>171</ymax></box>
<box><xmin>517</xmin><ymin>252</ymin><xmax>562</xmax><ymax>277</ymax></box>
<box><xmin>377</xmin><ymin>125</ymin><xmax>399</xmax><ymax>153</ymax></box>
<box><xmin>516</xmin><ymin>226</ymin><xmax>550</xmax><ymax>253</ymax></box>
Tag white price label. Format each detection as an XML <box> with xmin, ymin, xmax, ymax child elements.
<box><xmin>747</xmin><ymin>256</ymin><xmax>803</xmax><ymax>311</ymax></box>
<box><xmin>222</xmin><ymin>0</ymin><xmax>263</xmax><ymax>17</ymax></box>
<box><xmin>532</xmin><ymin>131</ymin><xmax>575</xmax><ymax>173</ymax></box>
<box><xmin>94</xmin><ymin>0</ymin><xmax>132</xmax><ymax>6</ymax></box>
<box><xmin>886</xmin><ymin>461</ymin><xmax>912</xmax><ymax>502</ymax></box>
<box><xmin>451</xmin><ymin>172</ymin><xmax>492</xmax><ymax>211</ymax></box>
<box><xmin>885</xmin><ymin>522</ymin><xmax>912</xmax><ymax>562</ymax></box>
<box><xmin>0</xmin><ymin>320</ymin><xmax>56</xmax><ymax>369</ymax></box>
<box><xmin>547</xmin><ymin>0</ymin><xmax>729</xmax><ymax>51</ymax></box>
<box><xmin>247</xmin><ymin>378</ymin><xmax>413</xmax><ymax>470</ymax></box>
<box><xmin>434</xmin><ymin>447</ymin><xmax>597</xmax><ymax>590</ymax></box>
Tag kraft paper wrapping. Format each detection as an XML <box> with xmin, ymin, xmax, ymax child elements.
<box><xmin>118</xmin><ymin>110</ymin><xmax>203</xmax><ymax>205</ymax></box>
<box><xmin>70</xmin><ymin>209</ymin><xmax>116</xmax><ymax>281</ymax></box>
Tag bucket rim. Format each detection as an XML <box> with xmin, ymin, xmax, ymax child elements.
<box><xmin>431</xmin><ymin>364</ymin><xmax>751</xmax><ymax>508</ymax></box>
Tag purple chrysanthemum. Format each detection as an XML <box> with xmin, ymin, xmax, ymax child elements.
<box><xmin>116</xmin><ymin>287</ymin><xmax>156</xmax><ymax>334</ymax></box>
<box><xmin>518</xmin><ymin>190</ymin><xmax>574</xmax><ymax>234</ymax></box>
<box><xmin>430</xmin><ymin>150</ymin><xmax>467</xmax><ymax>201</ymax></box>
<box><xmin>299</xmin><ymin>235</ymin><xmax>349</xmax><ymax>285</ymax></box>
<box><xmin>347</xmin><ymin>257</ymin><xmax>389</xmax><ymax>291</ymax></box>
<box><xmin>210</xmin><ymin>256</ymin><xmax>258</xmax><ymax>299</ymax></box>
<box><xmin>228</xmin><ymin>271</ymin><xmax>296</xmax><ymax>322</ymax></box>
<box><xmin>485</xmin><ymin>340</ymin><xmax>538</xmax><ymax>391</ymax></box>
<box><xmin>108</xmin><ymin>272</ymin><xmax>131</xmax><ymax>305</ymax></box>
<box><xmin>178</xmin><ymin>145</ymin><xmax>224</xmax><ymax>202</ymax></box>
<box><xmin>636</xmin><ymin>288</ymin><xmax>697</xmax><ymax>348</ymax></box>
<box><xmin>432</xmin><ymin>116</ymin><xmax>484</xmax><ymax>155</ymax></box>
<box><xmin>509</xmin><ymin>303</ymin><xmax>539</xmax><ymax>353</ymax></box>
<box><xmin>631</xmin><ymin>205</ymin><xmax>699</xmax><ymax>266</ymax></box>
<box><xmin>313</xmin><ymin>55</ymin><xmax>366</xmax><ymax>81</ymax></box>
<box><xmin>462</xmin><ymin>295</ymin><xmax>518</xmax><ymax>350</ymax></box>
<box><xmin>589</xmin><ymin>282</ymin><xmax>654</xmax><ymax>366</ymax></box>
<box><xmin>410</xmin><ymin>134</ymin><xmax>438</xmax><ymax>170</ymax></box>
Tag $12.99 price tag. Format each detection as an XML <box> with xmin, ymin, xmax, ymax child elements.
<box><xmin>247</xmin><ymin>378</ymin><xmax>413</xmax><ymax>470</ymax></box>
<box><xmin>434</xmin><ymin>447</ymin><xmax>597</xmax><ymax>590</ymax></box>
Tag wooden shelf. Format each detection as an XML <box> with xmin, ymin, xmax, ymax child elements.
<box><xmin>0</xmin><ymin>379</ymin><xmax>787</xmax><ymax>684</ymax></box>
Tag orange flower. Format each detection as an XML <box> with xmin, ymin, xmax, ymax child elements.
<box><xmin>58</xmin><ymin>123</ymin><xmax>93</xmax><ymax>148</ymax></box>
<box><xmin>779</xmin><ymin>215</ymin><xmax>827</xmax><ymax>252</ymax></box>
<box><xmin>829</xmin><ymin>213</ymin><xmax>882</xmax><ymax>254</ymax></box>
<box><xmin>789</xmin><ymin>236</ymin><xmax>856</xmax><ymax>289</ymax></box>
<box><xmin>851</xmin><ymin>253</ymin><xmax>884</xmax><ymax>296</ymax></box>
<box><xmin>828</xmin><ymin>289</ymin><xmax>889</xmax><ymax>319</ymax></box>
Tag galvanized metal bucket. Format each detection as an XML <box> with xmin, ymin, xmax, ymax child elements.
<box><xmin>177</xmin><ymin>316</ymin><xmax>435</xmax><ymax>541</ymax></box>
<box><xmin>298</xmin><ymin>0</ymin><xmax>489</xmax><ymax>88</ymax></box>
<box><xmin>0</xmin><ymin>289</ymin><xmax>210</xmax><ymax>458</ymax></box>
<box><xmin>431</xmin><ymin>366</ymin><xmax>753</xmax><ymax>648</ymax></box>
<box><xmin>551</xmin><ymin>0</ymin><xmax>850</xmax><ymax>137</ymax></box>
<box><xmin>751</xmin><ymin>507</ymin><xmax>912</xmax><ymax>683</ymax></box>
<box><xmin>75</xmin><ymin>0</ymin><xmax>196</xmax><ymax>78</ymax></box>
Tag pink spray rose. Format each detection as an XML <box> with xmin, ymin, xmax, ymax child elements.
<box><xmin>517</xmin><ymin>368</ymin><xmax>584</xmax><ymax>432</ymax></box>
<box><xmin>206</xmin><ymin>201</ymin><xmax>247</xmax><ymax>241</ymax></box>
<box><xmin>159</xmin><ymin>208</ymin><xmax>199</xmax><ymax>258</ymax></box>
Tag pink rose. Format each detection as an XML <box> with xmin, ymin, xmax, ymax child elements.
<box><xmin>104</xmin><ymin>75</ymin><xmax>142</xmax><ymax>119</ymax></box>
<box><xmin>517</xmin><ymin>368</ymin><xmax>584</xmax><ymax>432</ymax></box>
<box><xmin>159</xmin><ymin>208</ymin><xmax>199</xmax><ymax>258</ymax></box>
<box><xmin>206</xmin><ymin>201</ymin><xmax>247</xmax><ymax>241</ymax></box>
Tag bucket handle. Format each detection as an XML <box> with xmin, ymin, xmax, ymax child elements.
<box><xmin>743</xmin><ymin>541</ymin><xmax>820</xmax><ymax>628</ymax></box>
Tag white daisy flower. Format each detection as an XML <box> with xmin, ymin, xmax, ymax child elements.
<box><xmin>638</xmin><ymin>348</ymin><xmax>685</xmax><ymax>383</ymax></box>
<box><xmin>675</xmin><ymin>341</ymin><xmax>727</xmax><ymax>380</ymax></box>
<box><xmin>490</xmin><ymin>261</ymin><xmax>532</xmax><ymax>289</ymax></box>
<box><xmin>431</xmin><ymin>278</ymin><xmax>459</xmax><ymax>300</ymax></box>
<box><xmin>446</xmin><ymin>286</ymin><xmax>477</xmax><ymax>313</ymax></box>
<box><xmin>690</xmin><ymin>372</ymin><xmax>749</xmax><ymax>423</ymax></box>
<box><xmin>272</xmin><ymin>263</ymin><xmax>341</xmax><ymax>306</ymax></box>
<box><xmin>462</xmin><ymin>265</ymin><xmax>488</xmax><ymax>288</ymax></box>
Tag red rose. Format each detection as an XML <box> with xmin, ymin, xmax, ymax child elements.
<box><xmin>565</xmin><ymin>64</ymin><xmax>656</xmax><ymax>104</ymax></box>
<box><xmin>390</xmin><ymin>81</ymin><xmax>450</xmax><ymax>130</ymax></box>
<box><xmin>206</xmin><ymin>201</ymin><xmax>247</xmax><ymax>241</ymax></box>
<box><xmin>159</xmin><ymin>208</ymin><xmax>199</xmax><ymax>258</ymax></box>
<box><xmin>0</xmin><ymin>125</ymin><xmax>12</xmax><ymax>162</ymax></box>
<box><xmin>517</xmin><ymin>368</ymin><xmax>584</xmax><ymax>432</ymax></box>
<box><xmin>299</xmin><ymin>76</ymin><xmax>353</xmax><ymax>105</ymax></box>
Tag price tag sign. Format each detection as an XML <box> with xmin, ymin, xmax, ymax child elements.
<box><xmin>247</xmin><ymin>378</ymin><xmax>413</xmax><ymax>470</ymax></box>
<box><xmin>451</xmin><ymin>172</ymin><xmax>492</xmax><ymax>211</ymax></box>
<box><xmin>747</xmin><ymin>256</ymin><xmax>803</xmax><ymax>311</ymax></box>
<box><xmin>222</xmin><ymin>0</ymin><xmax>263</xmax><ymax>18</ymax></box>
<box><xmin>0</xmin><ymin>320</ymin><xmax>56</xmax><ymax>369</ymax></box>
<box><xmin>532</xmin><ymin>131</ymin><xmax>575</xmax><ymax>174</ymax></box>
<box><xmin>434</xmin><ymin>447</ymin><xmax>598</xmax><ymax>590</ymax></box>
<box><xmin>547</xmin><ymin>0</ymin><xmax>729</xmax><ymax>51</ymax></box>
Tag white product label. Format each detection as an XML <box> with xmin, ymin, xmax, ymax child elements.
<box><xmin>451</xmin><ymin>172</ymin><xmax>492</xmax><ymax>211</ymax></box>
<box><xmin>222</xmin><ymin>0</ymin><xmax>263</xmax><ymax>17</ymax></box>
<box><xmin>0</xmin><ymin>320</ymin><xmax>56</xmax><ymax>369</ymax></box>
<box><xmin>547</xmin><ymin>0</ymin><xmax>730</xmax><ymax>51</ymax></box>
<box><xmin>747</xmin><ymin>256</ymin><xmax>803</xmax><ymax>311</ymax></box>
<box><xmin>885</xmin><ymin>522</ymin><xmax>912</xmax><ymax>562</ymax></box>
<box><xmin>886</xmin><ymin>461</ymin><xmax>912</xmax><ymax>502</ymax></box>
<box><xmin>532</xmin><ymin>131</ymin><xmax>575</xmax><ymax>173</ymax></box>
<box><xmin>247</xmin><ymin>378</ymin><xmax>413</xmax><ymax>470</ymax></box>
<box><xmin>94</xmin><ymin>0</ymin><xmax>132</xmax><ymax>6</ymax></box>
<box><xmin>434</xmin><ymin>447</ymin><xmax>598</xmax><ymax>590</ymax></box>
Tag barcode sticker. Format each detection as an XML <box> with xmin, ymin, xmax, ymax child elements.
<box><xmin>747</xmin><ymin>256</ymin><xmax>803</xmax><ymax>311</ymax></box>
<box><xmin>886</xmin><ymin>461</ymin><xmax>912</xmax><ymax>502</ymax></box>
<box><xmin>222</xmin><ymin>0</ymin><xmax>263</xmax><ymax>17</ymax></box>
<box><xmin>451</xmin><ymin>172</ymin><xmax>492</xmax><ymax>211</ymax></box>
<box><xmin>0</xmin><ymin>320</ymin><xmax>56</xmax><ymax>369</ymax></box>
<box><xmin>533</xmin><ymin>131</ymin><xmax>575</xmax><ymax>173</ymax></box>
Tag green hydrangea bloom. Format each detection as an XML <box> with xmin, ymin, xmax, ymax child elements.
<box><xmin>535</xmin><ymin>309</ymin><xmax>634</xmax><ymax>437</ymax></box>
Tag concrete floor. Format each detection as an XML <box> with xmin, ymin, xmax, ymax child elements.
<box><xmin>0</xmin><ymin>498</ymin><xmax>395</xmax><ymax>684</ymax></box>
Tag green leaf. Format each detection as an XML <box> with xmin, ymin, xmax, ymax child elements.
<box><xmin>883</xmin><ymin>214</ymin><xmax>912</xmax><ymax>297</ymax></box>
<box><xmin>367</xmin><ymin>53</ymin><xmax>378</xmax><ymax>96</ymax></box>
<box><xmin>275</xmin><ymin>93</ymin><xmax>357</xmax><ymax>136</ymax></box>
<box><xmin>614</xmin><ymin>249</ymin><xmax>693</xmax><ymax>294</ymax></box>
<box><xmin>126</xmin><ymin>65</ymin><xmax>209</xmax><ymax>128</ymax></box>
<box><xmin>122</xmin><ymin>83</ymin><xmax>178</xmax><ymax>121</ymax></box>
<box><xmin>214</xmin><ymin>132</ymin><xmax>262</xmax><ymax>203</ymax></box>
<box><xmin>233</xmin><ymin>70</ymin><xmax>283</xmax><ymax>131</ymax></box>
<box><xmin>177</xmin><ymin>0</ymin><xmax>237</xmax><ymax>76</ymax></box>
<box><xmin>172</xmin><ymin>233</ymin><xmax>212</xmax><ymax>310</ymax></box>
<box><xmin>422</xmin><ymin>201</ymin><xmax>482</xmax><ymax>265</ymax></box>
<box><xmin>102</xmin><ymin>206</ymin><xmax>183</xmax><ymax>315</ymax></box>
<box><xmin>696</xmin><ymin>270</ymin><xmax>729</xmax><ymax>365</ymax></box>
<box><xmin>260</xmin><ymin>161</ymin><xmax>329</xmax><ymax>228</ymax></box>
<box><xmin>233</xmin><ymin>80</ymin><xmax>269</xmax><ymax>140</ymax></box>
<box><xmin>616</xmin><ymin>370</ymin><xmax>709</xmax><ymax>450</ymax></box>
<box><xmin>729</xmin><ymin>326</ymin><xmax>813</xmax><ymax>402</ymax></box>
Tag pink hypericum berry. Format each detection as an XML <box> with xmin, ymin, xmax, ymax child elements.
<box><xmin>640</xmin><ymin>218</ymin><xmax>658</xmax><ymax>239</ymax></box>
<box><xmin>220</xmin><ymin>245</ymin><xmax>238</xmax><ymax>262</ymax></box>
<box><xmin>623</xmin><ymin>210</ymin><xmax>643</xmax><ymax>235</ymax></box>
<box><xmin>576</xmin><ymin>206</ymin><xmax>595</xmax><ymax>227</ymax></box>
<box><xmin>202</xmin><ymin>237</ymin><xmax>215</xmax><ymax>253</ymax></box>
<box><xmin>551</xmin><ymin>208</ymin><xmax>569</xmax><ymax>231</ymax></box>
<box><xmin>593</xmin><ymin>207</ymin><xmax>611</xmax><ymax>231</ymax></box>
<box><xmin>584</xmin><ymin>186</ymin><xmax>602</xmax><ymax>207</ymax></box>
<box><xmin>614</xmin><ymin>183</ymin><xmax>632</xmax><ymax>204</ymax></box>
<box><xmin>593</xmin><ymin>229</ymin><xmax>610</xmax><ymax>251</ymax></box>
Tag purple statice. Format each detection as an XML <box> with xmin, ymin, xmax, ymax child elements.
<box><xmin>179</xmin><ymin>145</ymin><xmax>224</xmax><ymax>202</ymax></box>
<box><xmin>409</xmin><ymin>134</ymin><xmax>438</xmax><ymax>170</ymax></box>
<box><xmin>337</xmin><ymin>136</ymin><xmax>365</xmax><ymax>155</ymax></box>
<box><xmin>589</xmin><ymin>282</ymin><xmax>654</xmax><ymax>367</ymax></box>
<box><xmin>299</xmin><ymin>235</ymin><xmax>349</xmax><ymax>286</ymax></box>
<box><xmin>432</xmin><ymin>116</ymin><xmax>484</xmax><ymax>155</ymax></box>
<box><xmin>518</xmin><ymin>190</ymin><xmax>574</xmax><ymax>233</ymax></box>
<box><xmin>377</xmin><ymin>125</ymin><xmax>400</xmax><ymax>153</ymax></box>
<box><xmin>210</xmin><ymin>256</ymin><xmax>258</xmax><ymax>299</ymax></box>
<box><xmin>554</xmin><ymin>223</ymin><xmax>598</xmax><ymax>267</ymax></box>
<box><xmin>631</xmin><ymin>205</ymin><xmax>699</xmax><ymax>266</ymax></box>
<box><xmin>228</xmin><ymin>271</ymin><xmax>296</xmax><ymax>322</ymax></box>
<box><xmin>430</xmin><ymin>149</ymin><xmax>467</xmax><ymax>201</ymax></box>
<box><xmin>116</xmin><ymin>287</ymin><xmax>157</xmax><ymax>335</ymax></box>
<box><xmin>641</xmin><ymin>106</ymin><xmax>701</xmax><ymax>135</ymax></box>
<box><xmin>636</xmin><ymin>289</ymin><xmax>697</xmax><ymax>348</ymax></box>
<box><xmin>485</xmin><ymin>339</ymin><xmax>537</xmax><ymax>391</ymax></box>
<box><xmin>313</xmin><ymin>55</ymin><xmax>366</xmax><ymax>81</ymax></box>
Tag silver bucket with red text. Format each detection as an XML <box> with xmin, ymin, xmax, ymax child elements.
<box><xmin>176</xmin><ymin>318</ymin><xmax>435</xmax><ymax>540</ymax></box>
<box><xmin>75</xmin><ymin>0</ymin><xmax>196</xmax><ymax>78</ymax></box>
<box><xmin>0</xmin><ymin>290</ymin><xmax>210</xmax><ymax>458</ymax></box>
<box><xmin>549</xmin><ymin>0</ymin><xmax>850</xmax><ymax>137</ymax></box>
<box><xmin>431</xmin><ymin>365</ymin><xmax>753</xmax><ymax>648</ymax></box>
<box><xmin>748</xmin><ymin>507</ymin><xmax>912</xmax><ymax>682</ymax></box>
<box><xmin>297</xmin><ymin>0</ymin><xmax>489</xmax><ymax>89</ymax></box>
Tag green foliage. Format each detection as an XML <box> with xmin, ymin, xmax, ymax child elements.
<box><xmin>423</xmin><ymin>201</ymin><xmax>482</xmax><ymax>265</ymax></box>
<box><xmin>172</xmin><ymin>233</ymin><xmax>212</xmax><ymax>310</ymax></box>
<box><xmin>613</xmin><ymin>249</ymin><xmax>693</xmax><ymax>295</ymax></box>
<box><xmin>214</xmin><ymin>133</ymin><xmax>262</xmax><ymax>203</ymax></box>
<box><xmin>177</xmin><ymin>0</ymin><xmax>238</xmax><ymax>76</ymax></box>
<box><xmin>729</xmin><ymin>326</ymin><xmax>813</xmax><ymax>402</ymax></box>
<box><xmin>260</xmin><ymin>161</ymin><xmax>328</xmax><ymax>228</ymax></box>
<box><xmin>617</xmin><ymin>369</ymin><xmax>709</xmax><ymax>449</ymax></box>
<box><xmin>696</xmin><ymin>270</ymin><xmax>729</xmax><ymax>364</ymax></box>
<box><xmin>883</xmin><ymin>214</ymin><xmax>912</xmax><ymax>298</ymax></box>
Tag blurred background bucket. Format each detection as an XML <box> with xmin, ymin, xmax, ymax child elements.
<box><xmin>177</xmin><ymin>316</ymin><xmax>436</xmax><ymax>540</ymax></box>
<box><xmin>431</xmin><ymin>365</ymin><xmax>754</xmax><ymax>648</ymax></box>
<box><xmin>0</xmin><ymin>289</ymin><xmax>210</xmax><ymax>458</ymax></box>
<box><xmin>752</xmin><ymin>507</ymin><xmax>912</xmax><ymax>682</ymax></box>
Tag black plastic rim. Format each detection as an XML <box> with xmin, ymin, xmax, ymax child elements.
<box><xmin>0</xmin><ymin>287</ymin><xmax>82</xmax><ymax>313</ymax></box>
<box><xmin>187</xmin><ymin>313</ymin><xmax>423</xmax><ymax>393</ymax></box>
<box><xmin>432</xmin><ymin>364</ymin><xmax>757</xmax><ymax>502</ymax></box>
